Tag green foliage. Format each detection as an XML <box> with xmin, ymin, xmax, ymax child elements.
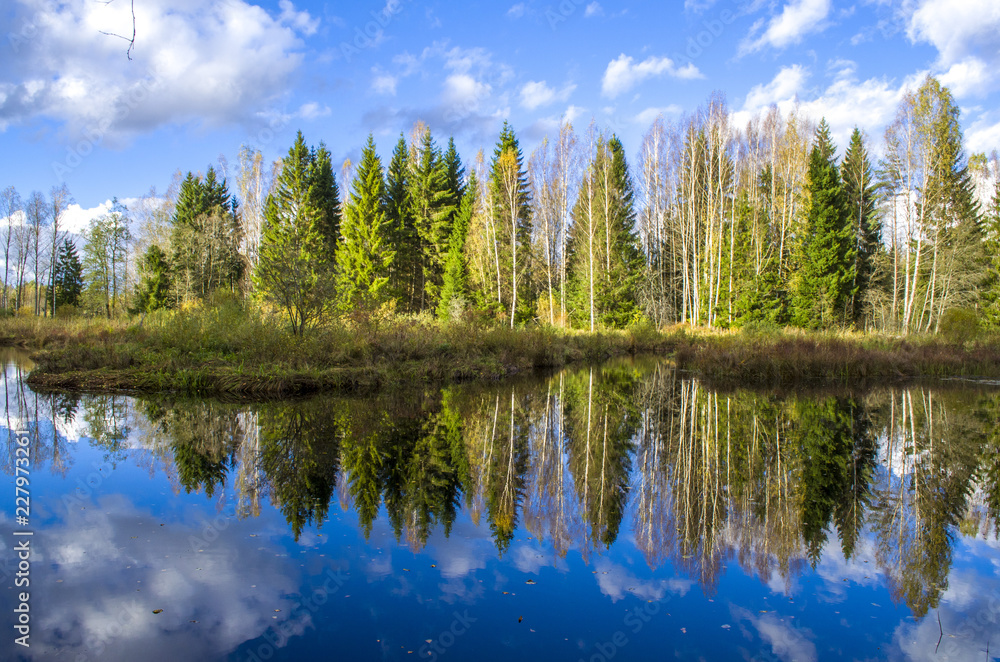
<box><xmin>566</xmin><ymin>134</ymin><xmax>644</xmax><ymax>330</ymax></box>
<box><xmin>792</xmin><ymin>120</ymin><xmax>856</xmax><ymax>329</ymax></box>
<box><xmin>254</xmin><ymin>131</ymin><xmax>336</xmax><ymax>335</ymax></box>
<box><xmin>842</xmin><ymin>128</ymin><xmax>882</xmax><ymax>326</ymax></box>
<box><xmin>170</xmin><ymin>168</ymin><xmax>243</xmax><ymax>301</ymax></box>
<box><xmin>52</xmin><ymin>238</ymin><xmax>83</xmax><ymax>309</ymax></box>
<box><xmin>337</xmin><ymin>134</ymin><xmax>395</xmax><ymax>311</ymax></box>
<box><xmin>409</xmin><ymin>127</ymin><xmax>458</xmax><ymax>310</ymax></box>
<box><xmin>938</xmin><ymin>307</ymin><xmax>981</xmax><ymax>345</ymax></box>
<box><xmin>82</xmin><ymin>199</ymin><xmax>131</xmax><ymax>318</ymax></box>
<box><xmin>386</xmin><ymin>133</ymin><xmax>420</xmax><ymax>310</ymax></box>
<box><xmin>437</xmin><ymin>173</ymin><xmax>477</xmax><ymax>320</ymax></box>
<box><xmin>981</xmin><ymin>180</ymin><xmax>1000</xmax><ymax>328</ymax></box>
<box><xmin>132</xmin><ymin>245</ymin><xmax>173</xmax><ymax>314</ymax></box>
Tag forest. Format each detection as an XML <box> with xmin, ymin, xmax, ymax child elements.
<box><xmin>2</xmin><ymin>74</ymin><xmax>999</xmax><ymax>340</ymax></box>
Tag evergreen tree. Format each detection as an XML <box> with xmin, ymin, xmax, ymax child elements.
<box><xmin>309</xmin><ymin>142</ymin><xmax>342</xmax><ymax>258</ymax></box>
<box><xmin>132</xmin><ymin>245</ymin><xmax>173</xmax><ymax>313</ymax></box>
<box><xmin>255</xmin><ymin>131</ymin><xmax>333</xmax><ymax>335</ymax></box>
<box><xmin>409</xmin><ymin>127</ymin><xmax>456</xmax><ymax>310</ymax></box>
<box><xmin>386</xmin><ymin>134</ymin><xmax>420</xmax><ymax>310</ymax></box>
<box><xmin>599</xmin><ymin>136</ymin><xmax>644</xmax><ymax>327</ymax></box>
<box><xmin>437</xmin><ymin>173</ymin><xmax>477</xmax><ymax>320</ymax></box>
<box><xmin>841</xmin><ymin>128</ymin><xmax>881</xmax><ymax>326</ymax></box>
<box><xmin>792</xmin><ymin>120</ymin><xmax>856</xmax><ymax>329</ymax></box>
<box><xmin>565</xmin><ymin>134</ymin><xmax>644</xmax><ymax>329</ymax></box>
<box><xmin>336</xmin><ymin>134</ymin><xmax>395</xmax><ymax>311</ymax></box>
<box><xmin>52</xmin><ymin>238</ymin><xmax>83</xmax><ymax>309</ymax></box>
<box><xmin>982</xmin><ymin>180</ymin><xmax>1000</xmax><ymax>328</ymax></box>
<box><xmin>170</xmin><ymin>166</ymin><xmax>242</xmax><ymax>301</ymax></box>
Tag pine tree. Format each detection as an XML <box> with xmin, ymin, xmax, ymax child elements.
<box><xmin>437</xmin><ymin>173</ymin><xmax>477</xmax><ymax>320</ymax></box>
<box><xmin>255</xmin><ymin>131</ymin><xmax>333</xmax><ymax>335</ymax></box>
<box><xmin>792</xmin><ymin>120</ymin><xmax>855</xmax><ymax>329</ymax></box>
<box><xmin>841</xmin><ymin>128</ymin><xmax>881</xmax><ymax>326</ymax></box>
<box><xmin>52</xmin><ymin>238</ymin><xmax>83</xmax><ymax>309</ymax></box>
<box><xmin>132</xmin><ymin>245</ymin><xmax>173</xmax><ymax>313</ymax></box>
<box><xmin>336</xmin><ymin>135</ymin><xmax>395</xmax><ymax>311</ymax></box>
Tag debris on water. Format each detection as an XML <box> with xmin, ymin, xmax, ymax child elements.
<box><xmin>152</xmin><ymin>609</ymin><xmax>163</xmax><ymax>614</ymax></box>
<box><xmin>525</xmin><ymin>579</ymin><xmax>536</xmax><ymax>585</ymax></box>
<box><xmin>518</xmin><ymin>616</ymin><xmax>523</xmax><ymax>623</ymax></box>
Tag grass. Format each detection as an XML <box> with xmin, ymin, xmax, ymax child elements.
<box><xmin>3</xmin><ymin>302</ymin><xmax>678</xmax><ymax>396</ymax></box>
<box><xmin>4</xmin><ymin>304</ymin><xmax>999</xmax><ymax>396</ymax></box>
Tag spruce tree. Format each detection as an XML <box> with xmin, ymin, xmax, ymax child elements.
<box><xmin>981</xmin><ymin>180</ymin><xmax>1000</xmax><ymax>328</ymax></box>
<box><xmin>792</xmin><ymin>120</ymin><xmax>855</xmax><ymax>329</ymax></box>
<box><xmin>336</xmin><ymin>135</ymin><xmax>395</xmax><ymax>311</ymax></box>
<box><xmin>255</xmin><ymin>132</ymin><xmax>333</xmax><ymax>335</ymax></box>
<box><xmin>437</xmin><ymin>172</ymin><xmax>477</xmax><ymax>320</ymax></box>
<box><xmin>386</xmin><ymin>134</ymin><xmax>419</xmax><ymax>310</ymax></box>
<box><xmin>841</xmin><ymin>128</ymin><xmax>881</xmax><ymax>326</ymax></box>
<box><xmin>132</xmin><ymin>245</ymin><xmax>173</xmax><ymax>313</ymax></box>
<box><xmin>170</xmin><ymin>166</ymin><xmax>242</xmax><ymax>301</ymax></box>
<box><xmin>52</xmin><ymin>238</ymin><xmax>83</xmax><ymax>309</ymax></box>
<box><xmin>409</xmin><ymin>127</ymin><xmax>455</xmax><ymax>309</ymax></box>
<box><xmin>310</xmin><ymin>142</ymin><xmax>342</xmax><ymax>258</ymax></box>
<box><xmin>599</xmin><ymin>136</ymin><xmax>644</xmax><ymax>327</ymax></box>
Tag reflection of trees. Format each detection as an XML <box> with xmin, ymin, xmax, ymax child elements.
<box><xmin>9</xmin><ymin>351</ymin><xmax>1000</xmax><ymax>619</ymax></box>
<box><xmin>258</xmin><ymin>399</ymin><xmax>342</xmax><ymax>541</ymax></box>
<box><xmin>564</xmin><ymin>366</ymin><xmax>637</xmax><ymax>552</ymax></box>
<box><xmin>870</xmin><ymin>389</ymin><xmax>986</xmax><ymax>617</ymax></box>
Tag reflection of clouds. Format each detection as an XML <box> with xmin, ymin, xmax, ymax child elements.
<box><xmin>813</xmin><ymin>538</ymin><xmax>883</xmax><ymax>602</ymax></box>
<box><xmin>890</xmin><ymin>538</ymin><xmax>1000</xmax><ymax>662</ymax></box>
<box><xmin>593</xmin><ymin>559</ymin><xmax>692</xmax><ymax>603</ymax></box>
<box><xmin>27</xmin><ymin>491</ymin><xmax>322</xmax><ymax>661</ymax></box>
<box><xmin>732</xmin><ymin>606</ymin><xmax>817</xmax><ymax>662</ymax></box>
<box><xmin>422</xmin><ymin>520</ymin><xmax>493</xmax><ymax>580</ymax></box>
<box><xmin>510</xmin><ymin>543</ymin><xmax>562</xmax><ymax>575</ymax></box>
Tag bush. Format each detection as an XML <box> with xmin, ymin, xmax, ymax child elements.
<box><xmin>938</xmin><ymin>308</ymin><xmax>981</xmax><ymax>345</ymax></box>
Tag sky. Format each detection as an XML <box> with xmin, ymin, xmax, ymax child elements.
<box><xmin>2</xmin><ymin>0</ymin><xmax>1000</xmax><ymax>234</ymax></box>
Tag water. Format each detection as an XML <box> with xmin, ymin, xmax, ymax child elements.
<box><xmin>2</xmin><ymin>349</ymin><xmax>999</xmax><ymax>662</ymax></box>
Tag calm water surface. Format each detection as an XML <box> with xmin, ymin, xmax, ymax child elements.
<box><xmin>2</xmin><ymin>348</ymin><xmax>999</xmax><ymax>661</ymax></box>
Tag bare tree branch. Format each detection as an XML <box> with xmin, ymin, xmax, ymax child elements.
<box><xmin>98</xmin><ymin>0</ymin><xmax>136</xmax><ymax>61</ymax></box>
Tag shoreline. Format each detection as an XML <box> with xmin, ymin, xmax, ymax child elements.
<box><xmin>5</xmin><ymin>314</ymin><xmax>1000</xmax><ymax>397</ymax></box>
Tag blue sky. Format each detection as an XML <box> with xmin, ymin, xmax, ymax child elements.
<box><xmin>2</xmin><ymin>0</ymin><xmax>999</xmax><ymax>231</ymax></box>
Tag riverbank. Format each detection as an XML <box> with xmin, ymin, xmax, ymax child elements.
<box><xmin>4</xmin><ymin>309</ymin><xmax>999</xmax><ymax>395</ymax></box>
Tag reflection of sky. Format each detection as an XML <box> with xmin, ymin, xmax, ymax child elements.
<box><xmin>1</xmin><ymin>395</ymin><xmax>999</xmax><ymax>660</ymax></box>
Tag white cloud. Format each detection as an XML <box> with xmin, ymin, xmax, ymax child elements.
<box><xmin>937</xmin><ymin>57</ymin><xmax>991</xmax><ymax>98</ymax></box>
<box><xmin>634</xmin><ymin>106</ymin><xmax>683</xmax><ymax>126</ymax></box>
<box><xmin>735</xmin><ymin>63</ymin><xmax>915</xmax><ymax>151</ymax></box>
<box><xmin>585</xmin><ymin>2</ymin><xmax>604</xmax><ymax>17</ymax></box>
<box><xmin>966</xmin><ymin>112</ymin><xmax>1000</xmax><ymax>155</ymax></box>
<box><xmin>507</xmin><ymin>3</ymin><xmax>527</xmax><ymax>19</ymax></box>
<box><xmin>741</xmin><ymin>64</ymin><xmax>810</xmax><ymax>112</ymax></box>
<box><xmin>296</xmin><ymin>102</ymin><xmax>331</xmax><ymax>120</ymax></box>
<box><xmin>0</xmin><ymin>0</ymin><xmax>316</xmax><ymax>145</ymax></box>
<box><xmin>519</xmin><ymin>80</ymin><xmax>577</xmax><ymax>110</ymax></box>
<box><xmin>601</xmin><ymin>54</ymin><xmax>703</xmax><ymax>99</ymax></box>
<box><xmin>740</xmin><ymin>0</ymin><xmax>831</xmax><ymax>54</ymax></box>
<box><xmin>905</xmin><ymin>0</ymin><xmax>1000</xmax><ymax>67</ymax></box>
<box><xmin>371</xmin><ymin>69</ymin><xmax>399</xmax><ymax>96</ymax></box>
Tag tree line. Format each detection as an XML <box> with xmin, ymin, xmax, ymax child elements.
<box><xmin>3</xmin><ymin>74</ymin><xmax>999</xmax><ymax>334</ymax></box>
